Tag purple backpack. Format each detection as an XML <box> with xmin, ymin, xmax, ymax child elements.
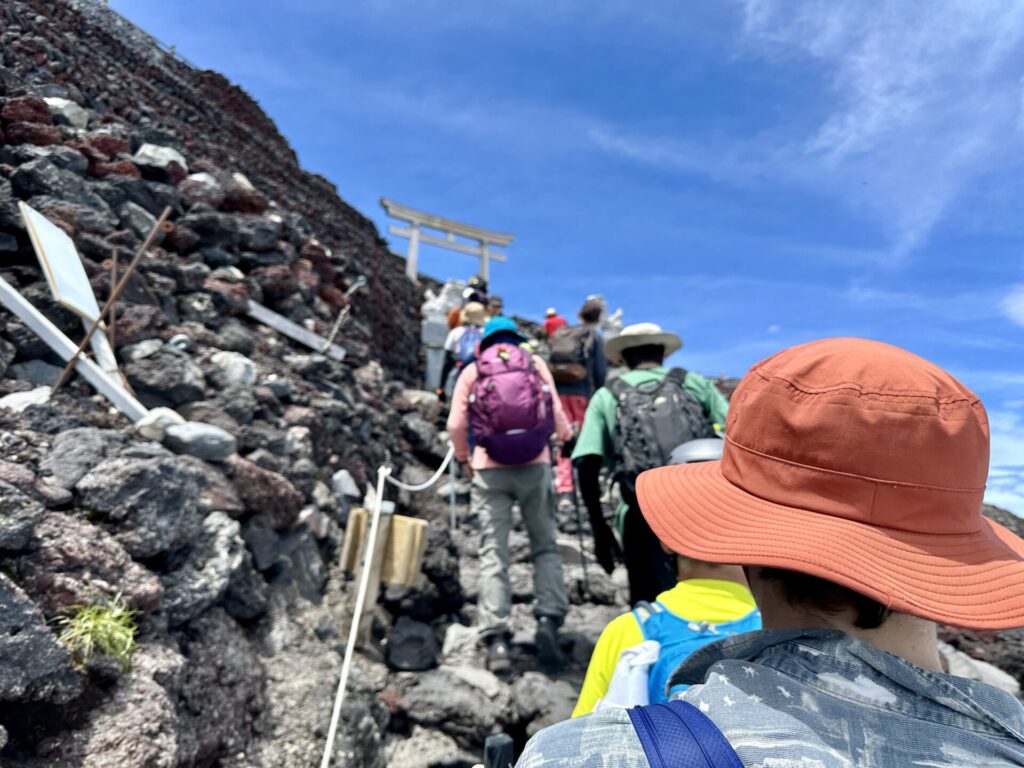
<box><xmin>469</xmin><ymin>344</ymin><xmax>555</xmax><ymax>465</ymax></box>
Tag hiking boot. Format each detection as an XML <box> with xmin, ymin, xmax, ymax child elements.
<box><xmin>485</xmin><ymin>635</ymin><xmax>512</xmax><ymax>673</ymax></box>
<box><xmin>535</xmin><ymin>616</ymin><xmax>566</xmax><ymax>670</ymax></box>
<box><xmin>557</xmin><ymin>493</ymin><xmax>574</xmax><ymax>513</ymax></box>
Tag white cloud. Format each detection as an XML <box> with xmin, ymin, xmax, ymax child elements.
<box><xmin>1002</xmin><ymin>285</ymin><xmax>1024</xmax><ymax>328</ymax></box>
<box><xmin>736</xmin><ymin>0</ymin><xmax>1024</xmax><ymax>257</ymax></box>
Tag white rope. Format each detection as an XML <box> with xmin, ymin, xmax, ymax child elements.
<box><xmin>320</xmin><ymin>441</ymin><xmax>459</xmax><ymax>767</ymax></box>
<box><xmin>383</xmin><ymin>442</ymin><xmax>456</xmax><ymax>492</ymax></box>
<box><xmin>320</xmin><ymin>465</ymin><xmax>390</xmax><ymax>768</ymax></box>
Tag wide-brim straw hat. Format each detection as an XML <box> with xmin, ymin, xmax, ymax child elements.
<box><xmin>637</xmin><ymin>337</ymin><xmax>1024</xmax><ymax>630</ymax></box>
<box><xmin>604</xmin><ymin>322</ymin><xmax>682</xmax><ymax>367</ymax></box>
<box><xmin>461</xmin><ymin>302</ymin><xmax>487</xmax><ymax>326</ymax></box>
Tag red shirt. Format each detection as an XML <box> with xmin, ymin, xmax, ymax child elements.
<box><xmin>543</xmin><ymin>315</ymin><xmax>568</xmax><ymax>337</ymax></box>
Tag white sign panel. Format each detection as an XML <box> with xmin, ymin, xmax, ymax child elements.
<box><xmin>19</xmin><ymin>201</ymin><xmax>102</xmax><ymax>321</ymax></box>
<box><xmin>19</xmin><ymin>202</ymin><xmax>119</xmax><ymax>374</ymax></box>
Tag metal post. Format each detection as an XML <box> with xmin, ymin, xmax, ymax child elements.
<box><xmin>51</xmin><ymin>207</ymin><xmax>172</xmax><ymax>394</ymax></box>
<box><xmin>405</xmin><ymin>223</ymin><xmax>421</xmax><ymax>282</ymax></box>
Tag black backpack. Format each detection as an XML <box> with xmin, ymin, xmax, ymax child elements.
<box><xmin>610</xmin><ymin>368</ymin><xmax>714</xmax><ymax>498</ymax></box>
<box><xmin>548</xmin><ymin>325</ymin><xmax>594</xmax><ymax>384</ymax></box>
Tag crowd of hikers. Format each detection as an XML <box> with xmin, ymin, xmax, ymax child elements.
<box><xmin>436</xmin><ymin>275</ymin><xmax>1024</xmax><ymax>767</ymax></box>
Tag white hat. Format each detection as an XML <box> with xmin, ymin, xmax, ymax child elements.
<box><xmin>604</xmin><ymin>322</ymin><xmax>682</xmax><ymax>367</ymax></box>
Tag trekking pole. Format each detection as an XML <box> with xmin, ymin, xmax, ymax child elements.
<box><xmin>449</xmin><ymin>449</ymin><xmax>457</xmax><ymax>531</ymax></box>
<box><xmin>570</xmin><ymin>464</ymin><xmax>589</xmax><ymax>595</ymax></box>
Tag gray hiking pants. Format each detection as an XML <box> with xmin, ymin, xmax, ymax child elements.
<box><xmin>473</xmin><ymin>463</ymin><xmax>568</xmax><ymax>638</ymax></box>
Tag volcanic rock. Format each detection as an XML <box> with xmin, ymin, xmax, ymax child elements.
<box><xmin>43</xmin><ymin>96</ymin><xmax>89</xmax><ymax>129</ymax></box>
<box><xmin>124</xmin><ymin>348</ymin><xmax>205</xmax><ymax>408</ymax></box>
<box><xmin>159</xmin><ymin>512</ymin><xmax>246</xmax><ymax>626</ymax></box>
<box><xmin>14</xmin><ymin>512</ymin><xmax>163</xmax><ymax>618</ymax></box>
<box><xmin>227</xmin><ymin>455</ymin><xmax>303</xmax><ymax>529</ymax></box>
<box><xmin>40</xmin><ymin>427</ymin><xmax>124</xmax><ymax>489</ymax></box>
<box><xmin>75</xmin><ymin>456</ymin><xmax>204</xmax><ymax>559</ymax></box>
<box><xmin>163</xmin><ymin>421</ymin><xmax>237</xmax><ymax>462</ymax></box>
<box><xmin>0</xmin><ymin>572</ymin><xmax>83</xmax><ymax>703</ymax></box>
<box><xmin>0</xmin><ymin>479</ymin><xmax>46</xmax><ymax>550</ymax></box>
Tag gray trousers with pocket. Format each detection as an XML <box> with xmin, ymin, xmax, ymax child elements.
<box><xmin>473</xmin><ymin>462</ymin><xmax>568</xmax><ymax>638</ymax></box>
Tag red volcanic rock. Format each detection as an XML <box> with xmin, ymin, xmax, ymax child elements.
<box><xmin>226</xmin><ymin>456</ymin><xmax>302</xmax><ymax>530</ymax></box>
<box><xmin>221</xmin><ymin>174</ymin><xmax>268</xmax><ymax>214</ymax></box>
<box><xmin>250</xmin><ymin>265</ymin><xmax>297</xmax><ymax>302</ymax></box>
<box><xmin>162</xmin><ymin>224</ymin><xmax>201</xmax><ymax>253</ymax></box>
<box><xmin>1</xmin><ymin>95</ymin><xmax>52</xmax><ymax>125</ymax></box>
<box><xmin>91</xmin><ymin>160</ymin><xmax>142</xmax><ymax>179</ymax></box>
<box><xmin>4</xmin><ymin>121</ymin><xmax>62</xmax><ymax>146</ymax></box>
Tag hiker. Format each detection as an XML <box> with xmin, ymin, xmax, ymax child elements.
<box><xmin>548</xmin><ymin>298</ymin><xmax>608</xmax><ymax>509</ymax></box>
<box><xmin>543</xmin><ymin>308</ymin><xmax>567</xmax><ymax>338</ymax></box>
<box><xmin>487</xmin><ymin>295</ymin><xmax>505</xmax><ymax>318</ymax></box>
<box><xmin>448</xmin><ymin>275</ymin><xmax>488</xmax><ymax>329</ymax></box>
<box><xmin>440</xmin><ymin>301</ymin><xmax>486</xmax><ymax>398</ymax></box>
<box><xmin>518</xmin><ymin>337</ymin><xmax>1024</xmax><ymax>768</ymax></box>
<box><xmin>447</xmin><ymin>316</ymin><xmax>573</xmax><ymax>673</ymax></box>
<box><xmin>573</xmin><ymin>438</ymin><xmax>761</xmax><ymax>717</ymax></box>
<box><xmin>572</xmin><ymin>322</ymin><xmax>728</xmax><ymax>605</ymax></box>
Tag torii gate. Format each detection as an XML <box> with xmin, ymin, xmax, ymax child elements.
<box><xmin>381</xmin><ymin>198</ymin><xmax>514</xmax><ymax>284</ymax></box>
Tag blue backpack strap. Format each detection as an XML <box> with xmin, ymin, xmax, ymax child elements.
<box><xmin>627</xmin><ymin>700</ymin><xmax>743</xmax><ymax>768</ymax></box>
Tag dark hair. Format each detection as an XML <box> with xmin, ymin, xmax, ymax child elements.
<box><xmin>479</xmin><ymin>330</ymin><xmax>522</xmax><ymax>352</ymax></box>
<box><xmin>621</xmin><ymin>344</ymin><xmax>666</xmax><ymax>369</ymax></box>
<box><xmin>758</xmin><ymin>567</ymin><xmax>892</xmax><ymax>630</ymax></box>
<box><xmin>579</xmin><ymin>301</ymin><xmax>603</xmax><ymax>324</ymax></box>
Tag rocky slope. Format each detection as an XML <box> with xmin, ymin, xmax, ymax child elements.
<box><xmin>1</xmin><ymin>3</ymin><xmax>1023</xmax><ymax>767</ymax></box>
<box><xmin>0</xmin><ymin>1</ymin><xmax>611</xmax><ymax>765</ymax></box>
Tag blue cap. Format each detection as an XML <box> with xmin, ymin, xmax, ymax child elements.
<box><xmin>482</xmin><ymin>316</ymin><xmax>522</xmax><ymax>341</ymax></box>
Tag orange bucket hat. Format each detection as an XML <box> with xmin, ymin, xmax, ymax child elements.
<box><xmin>637</xmin><ymin>337</ymin><xmax>1024</xmax><ymax>630</ymax></box>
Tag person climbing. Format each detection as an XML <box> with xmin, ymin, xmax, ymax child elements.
<box><xmin>549</xmin><ymin>298</ymin><xmax>608</xmax><ymax>510</ymax></box>
<box><xmin>446</xmin><ymin>316</ymin><xmax>573</xmax><ymax>673</ymax></box>
<box><xmin>519</xmin><ymin>337</ymin><xmax>1024</xmax><ymax>768</ymax></box>
<box><xmin>440</xmin><ymin>301</ymin><xmax>486</xmax><ymax>399</ymax></box>
<box><xmin>571</xmin><ymin>322</ymin><xmax>728</xmax><ymax>605</ymax></box>
<box><xmin>543</xmin><ymin>308</ymin><xmax>567</xmax><ymax>338</ymax></box>
<box><xmin>448</xmin><ymin>274</ymin><xmax>488</xmax><ymax>329</ymax></box>
<box><xmin>572</xmin><ymin>438</ymin><xmax>760</xmax><ymax>717</ymax></box>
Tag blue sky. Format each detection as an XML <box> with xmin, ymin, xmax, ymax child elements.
<box><xmin>109</xmin><ymin>0</ymin><xmax>1024</xmax><ymax>513</ymax></box>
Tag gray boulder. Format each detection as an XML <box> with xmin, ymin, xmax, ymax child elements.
<box><xmin>393</xmin><ymin>665</ymin><xmax>513</xmax><ymax>747</ymax></box>
<box><xmin>159</xmin><ymin>512</ymin><xmax>245</xmax><ymax>627</ymax></box>
<box><xmin>163</xmin><ymin>421</ymin><xmax>237</xmax><ymax>462</ymax></box>
<box><xmin>124</xmin><ymin>348</ymin><xmax>206</xmax><ymax>408</ymax></box>
<box><xmin>0</xmin><ymin>337</ymin><xmax>15</xmax><ymax>376</ymax></box>
<box><xmin>272</xmin><ymin>527</ymin><xmax>327</xmax><ymax>601</ymax></box>
<box><xmin>0</xmin><ymin>573</ymin><xmax>83</xmax><ymax>703</ymax></box>
<box><xmin>222</xmin><ymin>550</ymin><xmax>269</xmax><ymax>621</ymax></box>
<box><xmin>207</xmin><ymin>350</ymin><xmax>258</xmax><ymax>389</ymax></box>
<box><xmin>76</xmin><ymin>456</ymin><xmax>204</xmax><ymax>559</ymax></box>
<box><xmin>512</xmin><ymin>671</ymin><xmax>578</xmax><ymax>737</ymax></box>
<box><xmin>40</xmin><ymin>427</ymin><xmax>124</xmax><ymax>489</ymax></box>
<box><xmin>0</xmin><ymin>480</ymin><xmax>45</xmax><ymax>550</ymax></box>
<box><xmin>8</xmin><ymin>359</ymin><xmax>63</xmax><ymax>387</ymax></box>
<box><xmin>11</xmin><ymin>157</ymin><xmax>109</xmax><ymax>210</ymax></box>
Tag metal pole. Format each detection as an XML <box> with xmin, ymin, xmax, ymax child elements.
<box><xmin>571</xmin><ymin>464</ymin><xmax>589</xmax><ymax>595</ymax></box>
<box><xmin>321</xmin><ymin>467</ymin><xmax>390</xmax><ymax>768</ymax></box>
<box><xmin>51</xmin><ymin>207</ymin><xmax>172</xmax><ymax>394</ymax></box>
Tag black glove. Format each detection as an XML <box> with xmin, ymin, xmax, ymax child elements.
<box><xmin>590</xmin><ymin>513</ymin><xmax>622</xmax><ymax>575</ymax></box>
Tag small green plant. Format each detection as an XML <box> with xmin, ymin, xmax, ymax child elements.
<box><xmin>56</xmin><ymin>594</ymin><xmax>137</xmax><ymax>672</ymax></box>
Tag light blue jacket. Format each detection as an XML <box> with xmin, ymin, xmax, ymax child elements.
<box><xmin>518</xmin><ymin>629</ymin><xmax>1024</xmax><ymax>767</ymax></box>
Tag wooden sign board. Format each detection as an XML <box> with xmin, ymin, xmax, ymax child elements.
<box><xmin>341</xmin><ymin>507</ymin><xmax>428</xmax><ymax>589</ymax></box>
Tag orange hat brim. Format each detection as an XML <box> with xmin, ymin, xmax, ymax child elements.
<box><xmin>637</xmin><ymin>461</ymin><xmax>1024</xmax><ymax>630</ymax></box>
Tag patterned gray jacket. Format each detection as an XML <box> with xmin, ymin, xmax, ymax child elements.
<box><xmin>518</xmin><ymin>629</ymin><xmax>1024</xmax><ymax>767</ymax></box>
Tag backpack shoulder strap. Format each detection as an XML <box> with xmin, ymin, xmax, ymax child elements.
<box><xmin>665</xmin><ymin>367</ymin><xmax>689</xmax><ymax>386</ymax></box>
<box><xmin>627</xmin><ymin>700</ymin><xmax>743</xmax><ymax>768</ymax></box>
<box><xmin>608</xmin><ymin>374</ymin><xmax>631</xmax><ymax>398</ymax></box>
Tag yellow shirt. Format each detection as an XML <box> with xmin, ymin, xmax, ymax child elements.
<box><xmin>572</xmin><ymin>579</ymin><xmax>757</xmax><ymax>717</ymax></box>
